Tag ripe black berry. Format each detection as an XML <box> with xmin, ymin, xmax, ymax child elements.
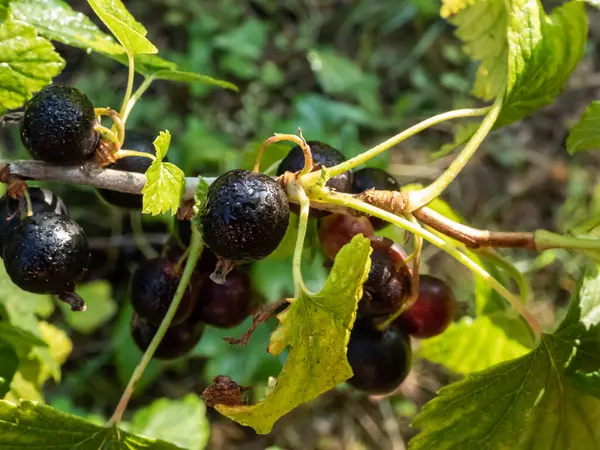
<box><xmin>21</xmin><ymin>85</ymin><xmax>99</xmax><ymax>164</ymax></box>
<box><xmin>319</xmin><ymin>213</ymin><xmax>375</xmax><ymax>261</ymax></box>
<box><xmin>347</xmin><ymin>319</ymin><xmax>412</xmax><ymax>395</ymax></box>
<box><xmin>276</xmin><ymin>141</ymin><xmax>352</xmax><ymax>217</ymax></box>
<box><xmin>359</xmin><ymin>237</ymin><xmax>411</xmax><ymax>317</ymax></box>
<box><xmin>130</xmin><ymin>257</ymin><xmax>198</xmax><ymax>326</ymax></box>
<box><xmin>396</xmin><ymin>274</ymin><xmax>455</xmax><ymax>338</ymax></box>
<box><xmin>192</xmin><ymin>269</ymin><xmax>253</xmax><ymax>328</ymax></box>
<box><xmin>352</xmin><ymin>168</ymin><xmax>399</xmax><ymax>230</ymax></box>
<box><xmin>97</xmin><ymin>132</ymin><xmax>158</xmax><ymax>209</ymax></box>
<box><xmin>3</xmin><ymin>212</ymin><xmax>89</xmax><ymax>308</ymax></box>
<box><xmin>131</xmin><ymin>313</ymin><xmax>205</xmax><ymax>360</ymax></box>
<box><xmin>0</xmin><ymin>188</ymin><xmax>67</xmax><ymax>251</ymax></box>
<box><xmin>199</xmin><ymin>169</ymin><xmax>290</xmax><ymax>263</ymax></box>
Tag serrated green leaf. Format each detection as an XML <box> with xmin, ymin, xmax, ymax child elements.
<box><xmin>409</xmin><ymin>268</ymin><xmax>600</xmax><ymax>450</ymax></box>
<box><xmin>0</xmin><ymin>341</ymin><xmax>18</xmax><ymax>398</ymax></box>
<box><xmin>216</xmin><ymin>235</ymin><xmax>372</xmax><ymax>434</ymax></box>
<box><xmin>61</xmin><ymin>281</ymin><xmax>117</xmax><ymax>334</ymax></box>
<box><xmin>418</xmin><ymin>314</ymin><xmax>532</xmax><ymax>374</ymax></box>
<box><xmin>152</xmin><ymin>130</ymin><xmax>171</xmax><ymax>161</ymax></box>
<box><xmin>0</xmin><ymin>11</ymin><xmax>64</xmax><ymax>114</ymax></box>
<box><xmin>127</xmin><ymin>394</ymin><xmax>210</xmax><ymax>450</ymax></box>
<box><xmin>152</xmin><ymin>69</ymin><xmax>237</xmax><ymax>92</ymax></box>
<box><xmin>11</xmin><ymin>0</ymin><xmax>124</xmax><ymax>55</ymax></box>
<box><xmin>0</xmin><ymin>400</ymin><xmax>185</xmax><ymax>449</ymax></box>
<box><xmin>567</xmin><ymin>101</ymin><xmax>600</xmax><ymax>155</ymax></box>
<box><xmin>87</xmin><ymin>0</ymin><xmax>157</xmax><ymax>55</ymax></box>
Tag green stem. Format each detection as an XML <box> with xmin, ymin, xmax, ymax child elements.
<box><xmin>476</xmin><ymin>248</ymin><xmax>531</xmax><ymax>305</ymax></box>
<box><xmin>311</xmin><ymin>189</ymin><xmax>542</xmax><ymax>339</ymax></box>
<box><xmin>298</xmin><ymin>106</ymin><xmax>491</xmax><ymax>188</ymax></box>
<box><xmin>119</xmin><ymin>53</ymin><xmax>136</xmax><ymax>120</ymax></box>
<box><xmin>117</xmin><ymin>149</ymin><xmax>157</xmax><ymax>161</ymax></box>
<box><xmin>406</xmin><ymin>96</ymin><xmax>503</xmax><ymax>211</ymax></box>
<box><xmin>288</xmin><ymin>182</ymin><xmax>312</xmax><ymax>298</ymax></box>
<box><xmin>122</xmin><ymin>76</ymin><xmax>155</xmax><ymax>124</ymax></box>
<box><xmin>108</xmin><ymin>230</ymin><xmax>204</xmax><ymax>425</ymax></box>
<box><xmin>534</xmin><ymin>230</ymin><xmax>600</xmax><ymax>251</ymax></box>
<box><xmin>129</xmin><ymin>212</ymin><xmax>159</xmax><ymax>260</ymax></box>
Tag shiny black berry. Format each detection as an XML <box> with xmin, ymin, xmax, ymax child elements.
<box><xmin>352</xmin><ymin>168</ymin><xmax>399</xmax><ymax>229</ymax></box>
<box><xmin>192</xmin><ymin>269</ymin><xmax>253</xmax><ymax>328</ymax></box>
<box><xmin>347</xmin><ymin>319</ymin><xmax>412</xmax><ymax>395</ymax></box>
<box><xmin>0</xmin><ymin>188</ymin><xmax>67</xmax><ymax>251</ymax></box>
<box><xmin>199</xmin><ymin>169</ymin><xmax>290</xmax><ymax>263</ymax></box>
<box><xmin>3</xmin><ymin>212</ymin><xmax>89</xmax><ymax>310</ymax></box>
<box><xmin>131</xmin><ymin>313</ymin><xmax>205</xmax><ymax>360</ymax></box>
<box><xmin>97</xmin><ymin>132</ymin><xmax>158</xmax><ymax>209</ymax></box>
<box><xmin>276</xmin><ymin>141</ymin><xmax>352</xmax><ymax>217</ymax></box>
<box><xmin>21</xmin><ymin>85</ymin><xmax>99</xmax><ymax>164</ymax></box>
<box><xmin>359</xmin><ymin>237</ymin><xmax>412</xmax><ymax>317</ymax></box>
<box><xmin>130</xmin><ymin>257</ymin><xmax>198</xmax><ymax>326</ymax></box>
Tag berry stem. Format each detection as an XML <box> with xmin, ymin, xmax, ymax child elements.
<box><xmin>254</xmin><ymin>132</ymin><xmax>312</xmax><ymax>175</ymax></box>
<box><xmin>116</xmin><ymin>149</ymin><xmax>157</xmax><ymax>161</ymax></box>
<box><xmin>311</xmin><ymin>189</ymin><xmax>542</xmax><ymax>339</ymax></box>
<box><xmin>122</xmin><ymin>76</ymin><xmax>155</xmax><ymax>124</ymax></box>
<box><xmin>120</xmin><ymin>53</ymin><xmax>136</xmax><ymax>120</ymax></box>
<box><xmin>22</xmin><ymin>188</ymin><xmax>33</xmax><ymax>217</ymax></box>
<box><xmin>95</xmin><ymin>107</ymin><xmax>125</xmax><ymax>146</ymax></box>
<box><xmin>108</xmin><ymin>229</ymin><xmax>204</xmax><ymax>425</ymax></box>
<box><xmin>287</xmin><ymin>182</ymin><xmax>313</xmax><ymax>298</ymax></box>
<box><xmin>298</xmin><ymin>106</ymin><xmax>491</xmax><ymax>189</ymax></box>
<box><xmin>405</xmin><ymin>95</ymin><xmax>503</xmax><ymax>211</ymax></box>
<box><xmin>476</xmin><ymin>248</ymin><xmax>531</xmax><ymax>307</ymax></box>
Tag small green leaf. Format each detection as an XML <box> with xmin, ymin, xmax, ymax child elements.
<box><xmin>191</xmin><ymin>175</ymin><xmax>210</xmax><ymax>232</ymax></box>
<box><xmin>127</xmin><ymin>394</ymin><xmax>210</xmax><ymax>450</ymax></box>
<box><xmin>0</xmin><ymin>400</ymin><xmax>184</xmax><ymax>449</ymax></box>
<box><xmin>418</xmin><ymin>314</ymin><xmax>532</xmax><ymax>375</ymax></box>
<box><xmin>215</xmin><ymin>235</ymin><xmax>372</xmax><ymax>434</ymax></box>
<box><xmin>0</xmin><ymin>341</ymin><xmax>18</xmax><ymax>398</ymax></box>
<box><xmin>567</xmin><ymin>101</ymin><xmax>600</xmax><ymax>155</ymax></box>
<box><xmin>409</xmin><ymin>268</ymin><xmax>600</xmax><ymax>450</ymax></box>
<box><xmin>142</xmin><ymin>131</ymin><xmax>185</xmax><ymax>216</ymax></box>
<box><xmin>61</xmin><ymin>281</ymin><xmax>117</xmax><ymax>334</ymax></box>
<box><xmin>11</xmin><ymin>0</ymin><xmax>124</xmax><ymax>55</ymax></box>
<box><xmin>152</xmin><ymin>70</ymin><xmax>237</xmax><ymax>92</ymax></box>
<box><xmin>0</xmin><ymin>12</ymin><xmax>64</xmax><ymax>114</ymax></box>
<box><xmin>0</xmin><ymin>322</ymin><xmax>47</xmax><ymax>349</ymax></box>
<box><xmin>87</xmin><ymin>0</ymin><xmax>157</xmax><ymax>55</ymax></box>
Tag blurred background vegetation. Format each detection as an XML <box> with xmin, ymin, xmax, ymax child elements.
<box><xmin>3</xmin><ymin>0</ymin><xmax>600</xmax><ymax>448</ymax></box>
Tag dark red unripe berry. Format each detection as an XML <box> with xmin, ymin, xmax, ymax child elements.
<box><xmin>347</xmin><ymin>319</ymin><xmax>412</xmax><ymax>395</ymax></box>
<box><xmin>352</xmin><ymin>168</ymin><xmax>399</xmax><ymax>230</ymax></box>
<box><xmin>277</xmin><ymin>141</ymin><xmax>352</xmax><ymax>217</ymax></box>
<box><xmin>131</xmin><ymin>313</ymin><xmax>204</xmax><ymax>360</ymax></box>
<box><xmin>3</xmin><ymin>212</ymin><xmax>89</xmax><ymax>296</ymax></box>
<box><xmin>319</xmin><ymin>213</ymin><xmax>375</xmax><ymax>261</ymax></box>
<box><xmin>130</xmin><ymin>257</ymin><xmax>197</xmax><ymax>326</ymax></box>
<box><xmin>192</xmin><ymin>269</ymin><xmax>253</xmax><ymax>328</ymax></box>
<box><xmin>21</xmin><ymin>85</ymin><xmax>98</xmax><ymax>164</ymax></box>
<box><xmin>0</xmin><ymin>188</ymin><xmax>67</xmax><ymax>252</ymax></box>
<box><xmin>396</xmin><ymin>274</ymin><xmax>455</xmax><ymax>338</ymax></box>
<box><xmin>97</xmin><ymin>132</ymin><xmax>158</xmax><ymax>209</ymax></box>
<box><xmin>199</xmin><ymin>169</ymin><xmax>290</xmax><ymax>263</ymax></box>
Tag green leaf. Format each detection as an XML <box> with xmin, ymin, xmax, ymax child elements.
<box><xmin>142</xmin><ymin>131</ymin><xmax>185</xmax><ymax>216</ymax></box>
<box><xmin>571</xmin><ymin>371</ymin><xmax>600</xmax><ymax>399</ymax></box>
<box><xmin>0</xmin><ymin>342</ymin><xmax>18</xmax><ymax>398</ymax></box>
<box><xmin>215</xmin><ymin>235</ymin><xmax>372</xmax><ymax>434</ymax></box>
<box><xmin>152</xmin><ymin>70</ymin><xmax>237</xmax><ymax>92</ymax></box>
<box><xmin>191</xmin><ymin>175</ymin><xmax>209</xmax><ymax>232</ymax></box>
<box><xmin>61</xmin><ymin>281</ymin><xmax>117</xmax><ymax>334</ymax></box>
<box><xmin>417</xmin><ymin>313</ymin><xmax>532</xmax><ymax>375</ymax></box>
<box><xmin>0</xmin><ymin>322</ymin><xmax>47</xmax><ymax>349</ymax></box>
<box><xmin>0</xmin><ymin>12</ymin><xmax>64</xmax><ymax>114</ymax></box>
<box><xmin>0</xmin><ymin>400</ymin><xmax>185</xmax><ymax>449</ymax></box>
<box><xmin>87</xmin><ymin>0</ymin><xmax>157</xmax><ymax>55</ymax></box>
<box><xmin>409</xmin><ymin>268</ymin><xmax>600</xmax><ymax>450</ymax></box>
<box><xmin>11</xmin><ymin>0</ymin><xmax>124</xmax><ymax>55</ymax></box>
<box><xmin>308</xmin><ymin>48</ymin><xmax>367</xmax><ymax>95</ymax></box>
<box><xmin>127</xmin><ymin>394</ymin><xmax>210</xmax><ymax>450</ymax></box>
<box><xmin>567</xmin><ymin>101</ymin><xmax>600</xmax><ymax>155</ymax></box>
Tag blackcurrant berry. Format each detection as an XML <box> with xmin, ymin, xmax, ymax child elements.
<box><xmin>352</xmin><ymin>168</ymin><xmax>399</xmax><ymax>230</ymax></box>
<box><xmin>130</xmin><ymin>313</ymin><xmax>205</xmax><ymax>360</ymax></box>
<box><xmin>0</xmin><ymin>188</ymin><xmax>67</xmax><ymax>252</ymax></box>
<box><xmin>21</xmin><ymin>85</ymin><xmax>99</xmax><ymax>164</ymax></box>
<box><xmin>347</xmin><ymin>319</ymin><xmax>412</xmax><ymax>395</ymax></box>
<box><xmin>199</xmin><ymin>169</ymin><xmax>290</xmax><ymax>263</ymax></box>
<box><xmin>396</xmin><ymin>274</ymin><xmax>455</xmax><ymax>338</ymax></box>
<box><xmin>359</xmin><ymin>237</ymin><xmax>411</xmax><ymax>317</ymax></box>
<box><xmin>97</xmin><ymin>132</ymin><xmax>159</xmax><ymax>209</ymax></box>
<box><xmin>276</xmin><ymin>141</ymin><xmax>352</xmax><ymax>217</ymax></box>
<box><xmin>191</xmin><ymin>269</ymin><xmax>253</xmax><ymax>328</ymax></box>
<box><xmin>3</xmin><ymin>212</ymin><xmax>89</xmax><ymax>298</ymax></box>
<box><xmin>130</xmin><ymin>257</ymin><xmax>198</xmax><ymax>327</ymax></box>
<box><xmin>319</xmin><ymin>213</ymin><xmax>375</xmax><ymax>261</ymax></box>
